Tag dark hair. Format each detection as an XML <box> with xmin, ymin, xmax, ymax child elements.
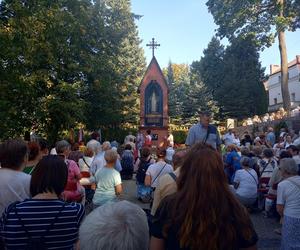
<box><xmin>287</xmin><ymin>145</ymin><xmax>299</xmax><ymax>153</ymax></box>
<box><xmin>141</xmin><ymin>147</ymin><xmax>151</xmax><ymax>159</ymax></box>
<box><xmin>91</xmin><ymin>131</ymin><xmax>100</xmax><ymax>140</ymax></box>
<box><xmin>279</xmin><ymin>150</ymin><xmax>292</xmax><ymax>159</ymax></box>
<box><xmin>0</xmin><ymin>139</ymin><xmax>28</xmax><ymax>170</ymax></box>
<box><xmin>39</xmin><ymin>139</ymin><xmax>49</xmax><ymax>152</ymax></box>
<box><xmin>156</xmin><ymin>148</ymin><xmax>166</xmax><ymax>158</ymax></box>
<box><xmin>71</xmin><ymin>143</ymin><xmax>80</xmax><ymax>151</ymax></box>
<box><xmin>30</xmin><ymin>155</ymin><xmax>68</xmax><ymax>197</ymax></box>
<box><xmin>27</xmin><ymin>142</ymin><xmax>40</xmax><ymax>161</ymax></box>
<box><xmin>146</xmin><ymin>129</ymin><xmax>151</xmax><ymax>135</ymax></box>
<box><xmin>263</xmin><ymin>148</ymin><xmax>274</xmax><ymax>158</ymax></box>
<box><xmin>124</xmin><ymin>144</ymin><xmax>132</xmax><ymax>150</ymax></box>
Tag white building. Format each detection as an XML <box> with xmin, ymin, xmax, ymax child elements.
<box><xmin>265</xmin><ymin>55</ymin><xmax>300</xmax><ymax>112</ymax></box>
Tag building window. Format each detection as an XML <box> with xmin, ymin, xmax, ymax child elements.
<box><xmin>288</xmin><ymin>72</ymin><xmax>290</xmax><ymax>79</ymax></box>
<box><xmin>291</xmin><ymin>93</ymin><xmax>296</xmax><ymax>102</ymax></box>
<box><xmin>274</xmin><ymin>98</ymin><xmax>277</xmax><ymax>105</ymax></box>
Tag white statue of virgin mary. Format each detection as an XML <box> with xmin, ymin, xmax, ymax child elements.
<box><xmin>150</xmin><ymin>91</ymin><xmax>158</xmax><ymax>113</ymax></box>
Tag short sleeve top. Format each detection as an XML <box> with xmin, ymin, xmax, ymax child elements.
<box><xmin>185</xmin><ymin>123</ymin><xmax>221</xmax><ymax>149</ymax></box>
<box><xmin>277</xmin><ymin>176</ymin><xmax>300</xmax><ymax>218</ymax></box>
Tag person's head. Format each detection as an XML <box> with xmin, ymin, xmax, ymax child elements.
<box><xmin>0</xmin><ymin>139</ymin><xmax>28</xmax><ymax>170</ymax></box>
<box><xmin>30</xmin><ymin>155</ymin><xmax>68</xmax><ymax>197</ymax></box>
<box><xmin>279</xmin><ymin>150</ymin><xmax>292</xmax><ymax>159</ymax></box>
<box><xmin>240</xmin><ymin>146</ymin><xmax>250</xmax><ymax>156</ymax></box>
<box><xmin>262</xmin><ymin>148</ymin><xmax>274</xmax><ymax>159</ymax></box>
<box><xmin>146</xmin><ymin>129</ymin><xmax>151</xmax><ymax>135</ymax></box>
<box><xmin>240</xmin><ymin>156</ymin><xmax>251</xmax><ymax>169</ymax></box>
<box><xmin>39</xmin><ymin>139</ymin><xmax>49</xmax><ymax>156</ymax></box>
<box><xmin>55</xmin><ymin>140</ymin><xmax>71</xmax><ymax>157</ymax></box>
<box><xmin>104</xmin><ymin>149</ymin><xmax>118</xmax><ymax>165</ymax></box>
<box><xmin>226</xmin><ymin>144</ymin><xmax>238</xmax><ymax>152</ymax></box>
<box><xmin>91</xmin><ymin>131</ymin><xmax>100</xmax><ymax>141</ymax></box>
<box><xmin>172</xmin><ymin>149</ymin><xmax>186</xmax><ymax>170</ymax></box>
<box><xmin>268</xmin><ymin>127</ymin><xmax>273</xmax><ymax>133</ymax></box>
<box><xmin>287</xmin><ymin>145</ymin><xmax>299</xmax><ymax>156</ymax></box>
<box><xmin>156</xmin><ymin>148</ymin><xmax>166</xmax><ymax>160</ymax></box>
<box><xmin>102</xmin><ymin>141</ymin><xmax>111</xmax><ymax>151</ymax></box>
<box><xmin>140</xmin><ymin>147</ymin><xmax>151</xmax><ymax>160</ymax></box>
<box><xmin>71</xmin><ymin>142</ymin><xmax>80</xmax><ymax>151</ymax></box>
<box><xmin>199</xmin><ymin>111</ymin><xmax>211</xmax><ymax>128</ymax></box>
<box><xmin>279</xmin><ymin>158</ymin><xmax>299</xmax><ymax>177</ymax></box>
<box><xmin>79</xmin><ymin>201</ymin><xmax>149</xmax><ymax>250</ymax></box>
<box><xmin>170</xmin><ymin>143</ymin><xmax>252</xmax><ymax>249</ymax></box>
<box><xmin>124</xmin><ymin>144</ymin><xmax>132</xmax><ymax>151</ymax></box>
<box><xmin>285</xmin><ymin>135</ymin><xmax>292</xmax><ymax>143</ymax></box>
<box><xmin>87</xmin><ymin>140</ymin><xmax>101</xmax><ymax>155</ymax></box>
<box><xmin>84</xmin><ymin>147</ymin><xmax>94</xmax><ymax>157</ymax></box>
<box><xmin>27</xmin><ymin>141</ymin><xmax>40</xmax><ymax>162</ymax></box>
<box><xmin>252</xmin><ymin>146</ymin><xmax>262</xmax><ymax>157</ymax></box>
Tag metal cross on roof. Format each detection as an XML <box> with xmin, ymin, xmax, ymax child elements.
<box><xmin>146</xmin><ymin>38</ymin><xmax>160</xmax><ymax>57</ymax></box>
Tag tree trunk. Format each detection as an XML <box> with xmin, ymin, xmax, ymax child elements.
<box><xmin>277</xmin><ymin>0</ymin><xmax>291</xmax><ymax>115</ymax></box>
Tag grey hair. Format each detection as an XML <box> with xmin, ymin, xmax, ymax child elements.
<box><xmin>280</xmin><ymin>158</ymin><xmax>299</xmax><ymax>175</ymax></box>
<box><xmin>104</xmin><ymin>149</ymin><xmax>118</xmax><ymax>164</ymax></box>
<box><xmin>55</xmin><ymin>140</ymin><xmax>70</xmax><ymax>154</ymax></box>
<box><xmin>86</xmin><ymin>139</ymin><xmax>101</xmax><ymax>155</ymax></box>
<box><xmin>79</xmin><ymin>201</ymin><xmax>149</xmax><ymax>250</ymax></box>
<box><xmin>240</xmin><ymin>156</ymin><xmax>251</xmax><ymax>167</ymax></box>
<box><xmin>102</xmin><ymin>141</ymin><xmax>111</xmax><ymax>151</ymax></box>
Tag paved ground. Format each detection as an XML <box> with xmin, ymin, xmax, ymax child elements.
<box><xmin>120</xmin><ymin>178</ymin><xmax>281</xmax><ymax>250</ymax></box>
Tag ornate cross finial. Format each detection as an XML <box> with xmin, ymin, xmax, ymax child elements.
<box><xmin>146</xmin><ymin>38</ymin><xmax>160</xmax><ymax>57</ymax></box>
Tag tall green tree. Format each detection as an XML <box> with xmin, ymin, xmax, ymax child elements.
<box><xmin>206</xmin><ymin>0</ymin><xmax>300</xmax><ymax>113</ymax></box>
<box><xmin>219</xmin><ymin>35</ymin><xmax>268</xmax><ymax>119</ymax></box>
<box><xmin>190</xmin><ymin>37</ymin><xmax>225</xmax><ymax>107</ymax></box>
<box><xmin>192</xmin><ymin>35</ymin><xmax>267</xmax><ymax>120</ymax></box>
<box><xmin>164</xmin><ymin>62</ymin><xmax>217</xmax><ymax>125</ymax></box>
<box><xmin>84</xmin><ymin>0</ymin><xmax>145</xmax><ymax>130</ymax></box>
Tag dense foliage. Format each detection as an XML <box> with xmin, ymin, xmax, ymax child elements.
<box><xmin>192</xmin><ymin>36</ymin><xmax>268</xmax><ymax>120</ymax></box>
<box><xmin>0</xmin><ymin>0</ymin><xmax>145</xmax><ymax>142</ymax></box>
<box><xmin>206</xmin><ymin>0</ymin><xmax>300</xmax><ymax>113</ymax></box>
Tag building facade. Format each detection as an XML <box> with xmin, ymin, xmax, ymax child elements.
<box><xmin>265</xmin><ymin>55</ymin><xmax>300</xmax><ymax>112</ymax></box>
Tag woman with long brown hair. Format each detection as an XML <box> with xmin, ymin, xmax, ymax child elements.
<box><xmin>150</xmin><ymin>143</ymin><xmax>258</xmax><ymax>250</ymax></box>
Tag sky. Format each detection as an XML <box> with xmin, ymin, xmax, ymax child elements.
<box><xmin>131</xmin><ymin>0</ymin><xmax>300</xmax><ymax>74</ymax></box>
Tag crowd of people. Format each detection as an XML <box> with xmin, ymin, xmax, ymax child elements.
<box><xmin>241</xmin><ymin>107</ymin><xmax>300</xmax><ymax>126</ymax></box>
<box><xmin>0</xmin><ymin>111</ymin><xmax>300</xmax><ymax>249</ymax></box>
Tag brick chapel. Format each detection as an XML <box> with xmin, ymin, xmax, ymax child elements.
<box><xmin>138</xmin><ymin>40</ymin><xmax>169</xmax><ymax>147</ymax></box>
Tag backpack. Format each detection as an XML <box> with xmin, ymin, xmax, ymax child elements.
<box><xmin>136</xmin><ymin>158</ymin><xmax>152</xmax><ymax>184</ymax></box>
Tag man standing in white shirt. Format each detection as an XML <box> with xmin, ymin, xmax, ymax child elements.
<box><xmin>223</xmin><ymin>129</ymin><xmax>235</xmax><ymax>146</ymax></box>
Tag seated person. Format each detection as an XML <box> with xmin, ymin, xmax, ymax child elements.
<box><xmin>0</xmin><ymin>155</ymin><xmax>84</xmax><ymax>249</ymax></box>
<box><xmin>90</xmin><ymin>149</ymin><xmax>122</xmax><ymax>208</ymax></box>
<box><xmin>232</xmin><ymin>157</ymin><xmax>258</xmax><ymax>206</ymax></box>
<box><xmin>79</xmin><ymin>201</ymin><xmax>149</xmax><ymax>250</ymax></box>
<box><xmin>0</xmin><ymin>139</ymin><xmax>30</xmax><ymax>216</ymax></box>
<box><xmin>258</xmin><ymin>148</ymin><xmax>277</xmax><ymax>178</ymax></box>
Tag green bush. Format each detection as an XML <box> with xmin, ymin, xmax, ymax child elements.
<box><xmin>173</xmin><ymin>130</ymin><xmax>187</xmax><ymax>144</ymax></box>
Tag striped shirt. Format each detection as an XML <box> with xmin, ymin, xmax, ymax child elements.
<box><xmin>0</xmin><ymin>199</ymin><xmax>84</xmax><ymax>250</ymax></box>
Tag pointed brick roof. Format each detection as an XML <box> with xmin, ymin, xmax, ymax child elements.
<box><xmin>138</xmin><ymin>56</ymin><xmax>169</xmax><ymax>93</ymax></box>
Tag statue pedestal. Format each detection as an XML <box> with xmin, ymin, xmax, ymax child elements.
<box><xmin>139</xmin><ymin>126</ymin><xmax>168</xmax><ymax>148</ymax></box>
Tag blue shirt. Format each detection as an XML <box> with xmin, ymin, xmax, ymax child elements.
<box><xmin>91</xmin><ymin>167</ymin><xmax>122</xmax><ymax>206</ymax></box>
<box><xmin>185</xmin><ymin>123</ymin><xmax>221</xmax><ymax>149</ymax></box>
<box><xmin>0</xmin><ymin>199</ymin><xmax>84</xmax><ymax>250</ymax></box>
<box><xmin>266</xmin><ymin>132</ymin><xmax>276</xmax><ymax>146</ymax></box>
<box><xmin>226</xmin><ymin>151</ymin><xmax>241</xmax><ymax>171</ymax></box>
